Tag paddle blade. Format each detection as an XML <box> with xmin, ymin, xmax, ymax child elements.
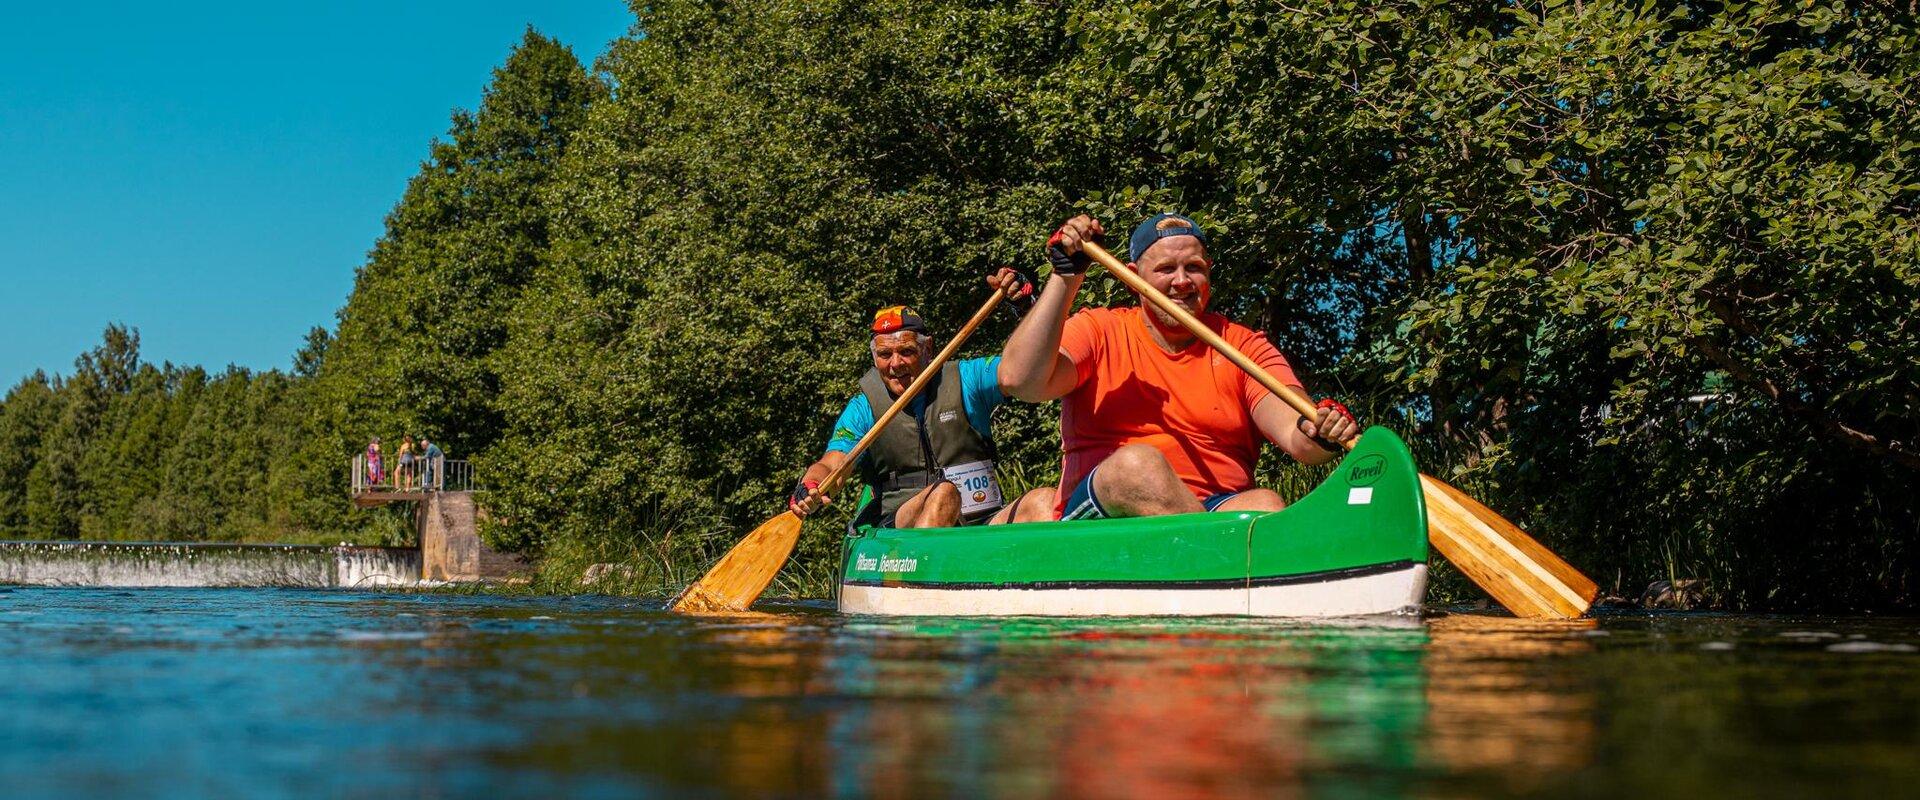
<box><xmin>1420</xmin><ymin>474</ymin><xmax>1598</xmax><ymax>620</ymax></box>
<box><xmin>670</xmin><ymin>512</ymin><xmax>804</xmax><ymax>613</ymax></box>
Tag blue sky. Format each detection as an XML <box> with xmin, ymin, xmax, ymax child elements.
<box><xmin>0</xmin><ymin>1</ymin><xmax>634</xmax><ymax>388</ymax></box>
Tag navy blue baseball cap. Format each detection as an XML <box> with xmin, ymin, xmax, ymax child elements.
<box><xmin>1128</xmin><ymin>213</ymin><xmax>1209</xmax><ymax>262</ymax></box>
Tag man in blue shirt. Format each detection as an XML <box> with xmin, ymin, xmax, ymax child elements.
<box><xmin>419</xmin><ymin>437</ymin><xmax>445</xmax><ymax>491</ymax></box>
<box><xmin>790</xmin><ymin>288</ymin><xmax>1056</xmax><ymax>529</ymax></box>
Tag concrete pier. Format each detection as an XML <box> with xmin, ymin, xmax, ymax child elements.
<box><xmin>418</xmin><ymin>491</ymin><xmax>527</xmax><ymax>582</ymax></box>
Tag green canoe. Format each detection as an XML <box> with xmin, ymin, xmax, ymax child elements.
<box><xmin>840</xmin><ymin>426</ymin><xmax>1429</xmax><ymax>617</ymax></box>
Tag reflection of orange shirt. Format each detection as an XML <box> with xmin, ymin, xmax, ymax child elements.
<box><xmin>1053</xmin><ymin>306</ymin><xmax>1301</xmax><ymax>514</ymax></box>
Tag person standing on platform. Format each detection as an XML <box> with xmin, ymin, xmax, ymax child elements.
<box><xmin>365</xmin><ymin>437</ymin><xmax>385</xmax><ymax>488</ymax></box>
<box><xmin>397</xmin><ymin>436</ymin><xmax>416</xmax><ymax>491</ymax></box>
<box><xmin>420</xmin><ymin>437</ymin><xmax>444</xmax><ymax>492</ymax></box>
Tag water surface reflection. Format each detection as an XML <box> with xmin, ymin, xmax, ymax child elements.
<box><xmin>2</xmin><ymin>590</ymin><xmax>1914</xmax><ymax>799</ymax></box>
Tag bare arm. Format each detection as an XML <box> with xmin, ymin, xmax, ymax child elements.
<box><xmin>800</xmin><ymin>450</ymin><xmax>850</xmax><ymax>488</ymax></box>
<box><xmin>1000</xmin><ymin>215</ymin><xmax>1103</xmax><ymax>402</ymax></box>
<box><xmin>1250</xmin><ymin>393</ymin><xmax>1357</xmax><ymax>466</ymax></box>
<box><xmin>997</xmin><ymin>271</ymin><xmax>1083</xmax><ymax>402</ymax></box>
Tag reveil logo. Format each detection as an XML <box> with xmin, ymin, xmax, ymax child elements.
<box><xmin>1344</xmin><ymin>454</ymin><xmax>1386</xmax><ymax>487</ymax></box>
<box><xmin>972</xmin><ymin>490</ymin><xmax>987</xmax><ymax>503</ymax></box>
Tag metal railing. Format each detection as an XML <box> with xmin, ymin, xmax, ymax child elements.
<box><xmin>351</xmin><ymin>453</ymin><xmax>473</xmax><ymax>496</ymax></box>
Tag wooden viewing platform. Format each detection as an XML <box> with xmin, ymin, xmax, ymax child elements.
<box><xmin>346</xmin><ymin>454</ymin><xmax>525</xmax><ymax>582</ymax></box>
<box><xmin>353</xmin><ymin>489</ymin><xmax>430</xmax><ymax>509</ymax></box>
<box><xmin>350</xmin><ymin>454</ymin><xmax>472</xmax><ymax>508</ymax></box>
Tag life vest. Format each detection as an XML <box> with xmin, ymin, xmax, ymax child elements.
<box><xmin>853</xmin><ymin>361</ymin><xmax>1002</xmax><ymax>526</ymax></box>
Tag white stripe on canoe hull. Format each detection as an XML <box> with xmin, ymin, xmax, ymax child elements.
<box><xmin>840</xmin><ymin>564</ymin><xmax>1427</xmax><ymax>618</ymax></box>
<box><xmin>1247</xmin><ymin>564</ymin><xmax>1427</xmax><ymax>618</ymax></box>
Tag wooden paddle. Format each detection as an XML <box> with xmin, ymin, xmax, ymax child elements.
<box><xmin>1080</xmin><ymin>243</ymin><xmax>1598</xmax><ymax>619</ymax></box>
<box><xmin>670</xmin><ymin>283</ymin><xmax>1016</xmax><ymax>613</ymax></box>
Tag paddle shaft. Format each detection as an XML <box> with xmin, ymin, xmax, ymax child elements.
<box><xmin>815</xmin><ymin>284</ymin><xmax>1012</xmax><ymax>498</ymax></box>
<box><xmin>1081</xmin><ymin>246</ymin><xmax>1336</xmax><ymax>439</ymax></box>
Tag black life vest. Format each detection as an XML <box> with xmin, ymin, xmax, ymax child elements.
<box><xmin>852</xmin><ymin>361</ymin><xmax>1000</xmax><ymax>525</ymax></box>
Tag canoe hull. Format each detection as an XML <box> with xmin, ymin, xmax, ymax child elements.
<box><xmin>839</xmin><ymin>426</ymin><xmax>1429</xmax><ymax>618</ymax></box>
<box><xmin>841</xmin><ymin>561</ymin><xmax>1426</xmax><ymax>617</ymax></box>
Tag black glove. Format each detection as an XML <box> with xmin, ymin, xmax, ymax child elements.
<box><xmin>1045</xmin><ymin>227</ymin><xmax>1096</xmax><ymax>276</ymax></box>
<box><xmin>789</xmin><ymin>478</ymin><xmax>821</xmax><ymax>516</ymax></box>
<box><xmin>997</xmin><ymin>265</ymin><xmax>1038</xmax><ymax>318</ymax></box>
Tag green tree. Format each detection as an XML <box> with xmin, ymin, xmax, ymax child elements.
<box><xmin>310</xmin><ymin>29</ymin><xmax>603</xmax><ymax>458</ymax></box>
<box><xmin>483</xmin><ymin>0</ymin><xmax>1072</xmax><ymax>577</ymax></box>
<box><xmin>2</xmin><ymin>2</ymin><xmax>1910</xmax><ymax>608</ymax></box>
<box><xmin>285</xmin><ymin>29</ymin><xmax>604</xmax><ymax>543</ymax></box>
<box><xmin>0</xmin><ymin>373</ymin><xmax>59</xmax><ymax>537</ymax></box>
<box><xmin>1368</xmin><ymin>2</ymin><xmax>1920</xmax><ymax>607</ymax></box>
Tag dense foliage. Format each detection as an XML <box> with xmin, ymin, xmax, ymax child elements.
<box><xmin>0</xmin><ymin>327</ymin><xmax>338</xmax><ymax>543</ymax></box>
<box><xmin>2</xmin><ymin>4</ymin><xmax>1912</xmax><ymax>609</ymax></box>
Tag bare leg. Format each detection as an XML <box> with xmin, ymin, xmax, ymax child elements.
<box><xmin>895</xmin><ymin>482</ymin><xmax>962</xmax><ymax>529</ymax></box>
<box><xmin>1090</xmin><ymin>444</ymin><xmax>1203</xmax><ymax>518</ymax></box>
<box><xmin>1212</xmin><ymin>488</ymin><xmax>1284</xmax><ymax>512</ymax></box>
<box><xmin>987</xmin><ymin>487</ymin><xmax>1059</xmax><ymax>524</ymax></box>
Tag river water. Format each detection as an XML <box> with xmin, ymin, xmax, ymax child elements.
<box><xmin>2</xmin><ymin>588</ymin><xmax>1914</xmax><ymax>799</ymax></box>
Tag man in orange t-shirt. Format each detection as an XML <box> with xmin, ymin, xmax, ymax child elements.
<box><xmin>998</xmin><ymin>213</ymin><xmax>1359</xmax><ymax>519</ymax></box>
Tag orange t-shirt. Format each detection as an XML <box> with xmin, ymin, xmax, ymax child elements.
<box><xmin>1052</xmin><ymin>306</ymin><xmax>1302</xmax><ymax>514</ymax></box>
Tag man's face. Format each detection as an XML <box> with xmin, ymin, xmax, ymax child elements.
<box><xmin>871</xmin><ymin>331</ymin><xmax>932</xmax><ymax>396</ymax></box>
<box><xmin>1135</xmin><ymin>236</ymin><xmax>1212</xmax><ymax>325</ymax></box>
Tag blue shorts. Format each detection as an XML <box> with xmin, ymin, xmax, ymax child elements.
<box><xmin>1060</xmin><ymin>465</ymin><xmax>1239</xmax><ymax>521</ymax></box>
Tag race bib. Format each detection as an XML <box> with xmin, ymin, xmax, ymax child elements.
<box><xmin>942</xmin><ymin>459</ymin><xmax>1003</xmax><ymax>515</ymax></box>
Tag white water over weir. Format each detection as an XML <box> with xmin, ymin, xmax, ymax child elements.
<box><xmin>0</xmin><ymin>541</ymin><xmax>422</xmax><ymax>588</ymax></box>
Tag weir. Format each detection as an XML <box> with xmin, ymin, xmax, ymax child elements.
<box><xmin>0</xmin><ymin>541</ymin><xmax>420</xmax><ymax>588</ymax></box>
<box><xmin>1</xmin><ymin>470</ymin><xmax>525</xmax><ymax>587</ymax></box>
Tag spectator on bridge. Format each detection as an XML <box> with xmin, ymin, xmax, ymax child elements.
<box><xmin>420</xmin><ymin>437</ymin><xmax>444</xmax><ymax>491</ymax></box>
<box><xmin>397</xmin><ymin>436</ymin><xmax>416</xmax><ymax>491</ymax></box>
<box><xmin>365</xmin><ymin>437</ymin><xmax>385</xmax><ymax>487</ymax></box>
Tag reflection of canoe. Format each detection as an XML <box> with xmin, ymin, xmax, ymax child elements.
<box><xmin>840</xmin><ymin>426</ymin><xmax>1428</xmax><ymax>617</ymax></box>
